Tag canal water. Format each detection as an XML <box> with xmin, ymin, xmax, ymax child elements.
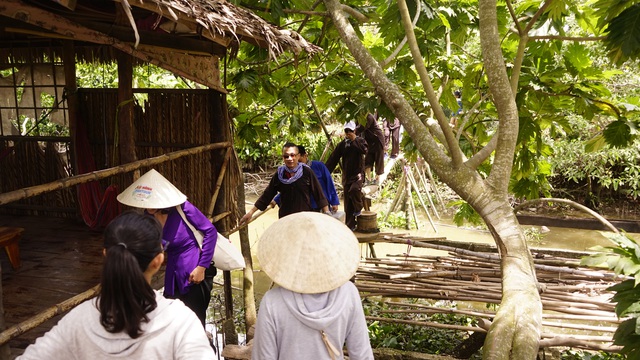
<box><xmin>223</xmin><ymin>198</ymin><xmax>640</xmax><ymax>301</ymax></box>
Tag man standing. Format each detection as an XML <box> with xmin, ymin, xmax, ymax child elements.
<box><xmin>356</xmin><ymin>112</ymin><xmax>386</xmax><ymax>185</ymax></box>
<box><xmin>239</xmin><ymin>142</ymin><xmax>330</xmax><ymax>225</ymax></box>
<box><xmin>326</xmin><ymin>121</ymin><xmax>368</xmax><ymax>230</ymax></box>
<box><xmin>275</xmin><ymin>145</ymin><xmax>340</xmax><ymax>213</ymax></box>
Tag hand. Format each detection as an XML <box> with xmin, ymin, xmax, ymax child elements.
<box><xmin>189</xmin><ymin>266</ymin><xmax>206</xmax><ymax>284</ymax></box>
<box><xmin>239</xmin><ymin>212</ymin><xmax>252</xmax><ymax>226</ymax></box>
<box><xmin>331</xmin><ymin>205</ymin><xmax>339</xmax><ymax>213</ymax></box>
<box><xmin>269</xmin><ymin>200</ymin><xmax>276</xmax><ymax>208</ymax></box>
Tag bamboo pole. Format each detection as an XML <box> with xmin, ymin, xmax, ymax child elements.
<box><xmin>422</xmin><ymin>162</ymin><xmax>446</xmax><ymax>212</ymax></box>
<box><xmin>406</xmin><ymin>168</ymin><xmax>438</xmax><ymax>232</ymax></box>
<box><xmin>0</xmin><ymin>285</ymin><xmax>100</xmax><ymax>345</ymax></box>
<box><xmin>211</xmin><ymin>211</ymin><xmax>231</xmax><ymax>223</ymax></box>
<box><xmin>414</xmin><ymin>165</ymin><xmax>440</xmax><ymax>219</ymax></box>
<box><xmin>206</xmin><ymin>146</ymin><xmax>232</xmax><ymax>219</ymax></box>
<box><xmin>404</xmin><ymin>168</ymin><xmax>418</xmax><ymax>230</ymax></box>
<box><xmin>0</xmin><ymin>141</ymin><xmax>232</xmax><ymax>205</ymax></box>
<box><xmin>383</xmin><ymin>169</ymin><xmax>406</xmax><ymax>222</ymax></box>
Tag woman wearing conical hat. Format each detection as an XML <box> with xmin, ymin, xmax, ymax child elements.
<box><xmin>117</xmin><ymin>169</ymin><xmax>217</xmax><ymax>328</ymax></box>
<box><xmin>252</xmin><ymin>212</ymin><xmax>374</xmax><ymax>360</ymax></box>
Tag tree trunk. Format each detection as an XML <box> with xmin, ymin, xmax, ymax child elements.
<box><xmin>323</xmin><ymin>0</ymin><xmax>542</xmax><ymax>358</ymax></box>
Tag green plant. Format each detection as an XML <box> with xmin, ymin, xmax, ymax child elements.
<box><xmin>523</xmin><ymin>227</ymin><xmax>546</xmax><ymax>246</ymax></box>
<box><xmin>449</xmin><ymin>199</ymin><xmax>485</xmax><ymax>228</ymax></box>
<box><xmin>363</xmin><ymin>298</ymin><xmax>479</xmax><ymax>357</ymax></box>
<box><xmin>378</xmin><ymin>211</ymin><xmax>407</xmax><ymax>230</ymax></box>
<box><xmin>582</xmin><ymin>233</ymin><xmax>640</xmax><ymax>359</ymax></box>
<box><xmin>560</xmin><ymin>349</ymin><xmax>624</xmax><ymax>359</ymax></box>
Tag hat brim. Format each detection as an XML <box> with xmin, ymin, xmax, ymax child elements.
<box><xmin>257</xmin><ymin>212</ymin><xmax>360</xmax><ymax>294</ymax></box>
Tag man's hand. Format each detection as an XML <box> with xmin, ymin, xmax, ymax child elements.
<box><xmin>239</xmin><ymin>212</ymin><xmax>252</xmax><ymax>226</ymax></box>
<box><xmin>331</xmin><ymin>205</ymin><xmax>339</xmax><ymax>213</ymax></box>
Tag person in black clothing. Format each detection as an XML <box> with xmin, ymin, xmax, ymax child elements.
<box><xmin>326</xmin><ymin>122</ymin><xmax>368</xmax><ymax>230</ymax></box>
<box><xmin>356</xmin><ymin>112</ymin><xmax>386</xmax><ymax>185</ymax></box>
<box><xmin>389</xmin><ymin>117</ymin><xmax>401</xmax><ymax>158</ymax></box>
<box><xmin>239</xmin><ymin>142</ymin><xmax>330</xmax><ymax>225</ymax></box>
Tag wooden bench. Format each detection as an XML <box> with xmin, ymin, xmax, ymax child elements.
<box><xmin>0</xmin><ymin>227</ymin><xmax>24</xmax><ymax>270</ymax></box>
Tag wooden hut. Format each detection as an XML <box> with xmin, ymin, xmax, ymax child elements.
<box><xmin>0</xmin><ymin>0</ymin><xmax>319</xmax><ymax>355</ymax></box>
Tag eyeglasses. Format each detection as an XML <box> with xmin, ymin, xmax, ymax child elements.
<box><xmin>283</xmin><ymin>153</ymin><xmax>299</xmax><ymax>159</ymax></box>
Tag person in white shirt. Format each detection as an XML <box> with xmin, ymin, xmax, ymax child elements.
<box><xmin>18</xmin><ymin>211</ymin><xmax>214</xmax><ymax>360</ymax></box>
<box><xmin>252</xmin><ymin>212</ymin><xmax>374</xmax><ymax>360</ymax></box>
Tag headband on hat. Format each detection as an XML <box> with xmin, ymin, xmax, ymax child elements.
<box><xmin>116</xmin><ymin>169</ymin><xmax>187</xmax><ymax>209</ymax></box>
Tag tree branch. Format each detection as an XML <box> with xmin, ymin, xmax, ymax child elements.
<box><xmin>529</xmin><ymin>35</ymin><xmax>607</xmax><ymax>41</ymax></box>
<box><xmin>340</xmin><ymin>4</ymin><xmax>369</xmax><ymax>22</ymax></box>
<box><xmin>513</xmin><ymin>198</ymin><xmax>620</xmax><ymax>234</ymax></box>
<box><xmin>396</xmin><ymin>0</ymin><xmax>464</xmax><ymax>166</ymax></box>
<box><xmin>380</xmin><ymin>0</ymin><xmax>420</xmax><ymax>68</ymax></box>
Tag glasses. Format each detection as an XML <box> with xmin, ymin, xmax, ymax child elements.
<box><xmin>282</xmin><ymin>153</ymin><xmax>299</xmax><ymax>159</ymax></box>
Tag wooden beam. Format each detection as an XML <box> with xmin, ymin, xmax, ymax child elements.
<box><xmin>76</xmin><ymin>23</ymin><xmax>227</xmax><ymax>56</ymax></box>
<box><xmin>0</xmin><ymin>141</ymin><xmax>232</xmax><ymax>206</ymax></box>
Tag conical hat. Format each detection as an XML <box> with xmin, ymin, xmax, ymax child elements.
<box><xmin>257</xmin><ymin>212</ymin><xmax>360</xmax><ymax>294</ymax></box>
<box><xmin>116</xmin><ymin>169</ymin><xmax>187</xmax><ymax>209</ymax></box>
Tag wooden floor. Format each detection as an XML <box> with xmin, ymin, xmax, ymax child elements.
<box><xmin>0</xmin><ymin>214</ymin><xmax>105</xmax><ymax>357</ymax></box>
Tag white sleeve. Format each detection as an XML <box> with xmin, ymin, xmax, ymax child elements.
<box><xmin>174</xmin><ymin>310</ymin><xmax>216</xmax><ymax>360</ymax></box>
<box><xmin>344</xmin><ymin>283</ymin><xmax>374</xmax><ymax>360</ymax></box>
<box><xmin>251</xmin><ymin>292</ymin><xmax>280</xmax><ymax>360</ymax></box>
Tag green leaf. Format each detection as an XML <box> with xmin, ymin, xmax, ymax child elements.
<box><xmin>604</xmin><ymin>120</ymin><xmax>633</xmax><ymax>148</ymax></box>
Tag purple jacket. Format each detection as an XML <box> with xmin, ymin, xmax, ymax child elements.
<box><xmin>162</xmin><ymin>201</ymin><xmax>217</xmax><ymax>296</ymax></box>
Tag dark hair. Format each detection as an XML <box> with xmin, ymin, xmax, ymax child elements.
<box><xmin>98</xmin><ymin>211</ymin><xmax>163</xmax><ymax>338</ymax></box>
<box><xmin>297</xmin><ymin>145</ymin><xmax>307</xmax><ymax>155</ymax></box>
<box><xmin>282</xmin><ymin>142</ymin><xmax>298</xmax><ymax>151</ymax></box>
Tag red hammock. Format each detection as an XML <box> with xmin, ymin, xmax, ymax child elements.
<box><xmin>75</xmin><ymin>120</ymin><xmax>121</xmax><ymax>229</ymax></box>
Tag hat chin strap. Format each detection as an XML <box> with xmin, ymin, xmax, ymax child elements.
<box><xmin>321</xmin><ymin>330</ymin><xmax>341</xmax><ymax>360</ymax></box>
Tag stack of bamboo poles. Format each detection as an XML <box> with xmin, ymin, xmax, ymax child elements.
<box><xmin>356</xmin><ymin>235</ymin><xmax>625</xmax><ymax>352</ymax></box>
<box><xmin>383</xmin><ymin>160</ymin><xmax>446</xmax><ymax>233</ymax></box>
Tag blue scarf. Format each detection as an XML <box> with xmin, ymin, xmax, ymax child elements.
<box><xmin>277</xmin><ymin>163</ymin><xmax>306</xmax><ymax>184</ymax></box>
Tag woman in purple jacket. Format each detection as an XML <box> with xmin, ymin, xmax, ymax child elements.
<box><xmin>117</xmin><ymin>169</ymin><xmax>217</xmax><ymax>327</ymax></box>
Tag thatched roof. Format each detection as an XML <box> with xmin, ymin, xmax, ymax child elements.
<box><xmin>128</xmin><ymin>0</ymin><xmax>321</xmax><ymax>58</ymax></box>
<box><xmin>0</xmin><ymin>0</ymin><xmax>321</xmax><ymax>60</ymax></box>
<box><xmin>0</xmin><ymin>0</ymin><xmax>321</xmax><ymax>89</ymax></box>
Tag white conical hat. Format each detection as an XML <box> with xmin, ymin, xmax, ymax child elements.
<box><xmin>257</xmin><ymin>212</ymin><xmax>360</xmax><ymax>294</ymax></box>
<box><xmin>116</xmin><ymin>169</ymin><xmax>187</xmax><ymax>209</ymax></box>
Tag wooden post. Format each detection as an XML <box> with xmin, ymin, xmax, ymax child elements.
<box><xmin>116</xmin><ymin>50</ymin><xmax>136</xmax><ymax>166</ymax></box>
<box><xmin>63</xmin><ymin>40</ymin><xmax>79</xmax><ymax>176</ymax></box>
<box><xmin>236</xmin><ymin>174</ymin><xmax>257</xmax><ymax>340</ymax></box>
<box><xmin>206</xmin><ymin>147</ymin><xmax>232</xmax><ymax>219</ymax></box>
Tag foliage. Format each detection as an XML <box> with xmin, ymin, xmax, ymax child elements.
<box><xmin>560</xmin><ymin>349</ymin><xmax>624</xmax><ymax>360</ymax></box>
<box><xmin>363</xmin><ymin>298</ymin><xmax>479</xmax><ymax>357</ymax></box>
<box><xmin>378</xmin><ymin>211</ymin><xmax>408</xmax><ymax>230</ymax></box>
<box><xmin>582</xmin><ymin>233</ymin><xmax>640</xmax><ymax>359</ymax></box>
<box><xmin>550</xmin><ymin>136</ymin><xmax>640</xmax><ymax>202</ymax></box>
<box><xmin>523</xmin><ymin>227</ymin><xmax>546</xmax><ymax>246</ymax></box>
<box><xmin>449</xmin><ymin>199</ymin><xmax>484</xmax><ymax>228</ymax></box>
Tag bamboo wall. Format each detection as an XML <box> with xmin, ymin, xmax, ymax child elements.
<box><xmin>0</xmin><ymin>88</ymin><xmax>240</xmax><ymax>231</ymax></box>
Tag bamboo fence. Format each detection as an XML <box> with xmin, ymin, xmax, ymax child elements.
<box><xmin>356</xmin><ymin>235</ymin><xmax>626</xmax><ymax>352</ymax></box>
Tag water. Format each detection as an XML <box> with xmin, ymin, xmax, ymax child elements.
<box><xmin>224</xmin><ymin>199</ymin><xmax>639</xmax><ymax>300</ymax></box>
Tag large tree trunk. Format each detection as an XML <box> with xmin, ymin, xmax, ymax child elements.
<box><xmin>323</xmin><ymin>0</ymin><xmax>542</xmax><ymax>358</ymax></box>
